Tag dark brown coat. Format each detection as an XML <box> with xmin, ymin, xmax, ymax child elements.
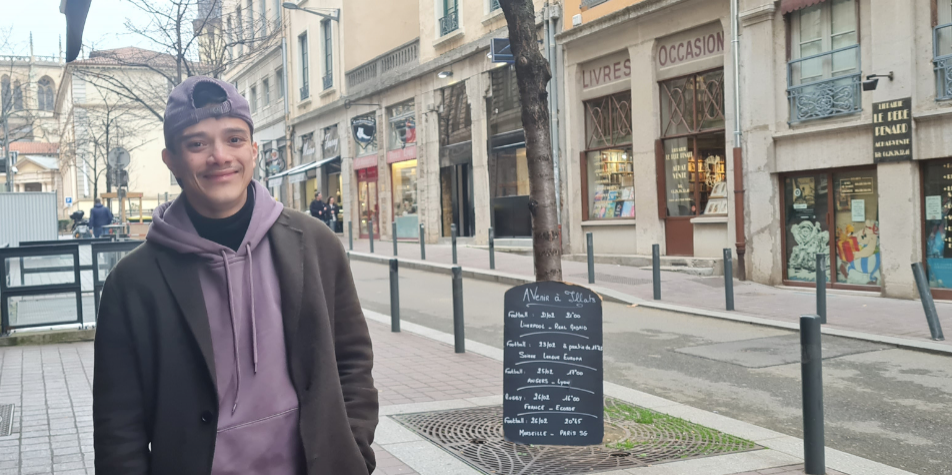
<box><xmin>93</xmin><ymin>209</ymin><xmax>378</xmax><ymax>474</ymax></box>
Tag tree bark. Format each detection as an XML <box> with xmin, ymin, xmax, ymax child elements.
<box><xmin>500</xmin><ymin>0</ymin><xmax>562</xmax><ymax>282</ymax></box>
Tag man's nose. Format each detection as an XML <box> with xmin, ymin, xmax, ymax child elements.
<box><xmin>208</xmin><ymin>140</ymin><xmax>232</xmax><ymax>165</ymax></box>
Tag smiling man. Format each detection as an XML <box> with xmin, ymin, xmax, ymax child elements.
<box><xmin>92</xmin><ymin>77</ymin><xmax>378</xmax><ymax>475</ymax></box>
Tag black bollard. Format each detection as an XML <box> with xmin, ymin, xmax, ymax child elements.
<box><xmin>489</xmin><ymin>227</ymin><xmax>495</xmax><ymax>270</ymax></box>
<box><xmin>652</xmin><ymin>244</ymin><xmax>661</xmax><ymax>300</ymax></box>
<box><xmin>451</xmin><ymin>223</ymin><xmax>458</xmax><ymax>265</ymax></box>
<box><xmin>816</xmin><ymin>253</ymin><xmax>827</xmax><ymax>324</ymax></box>
<box><xmin>912</xmin><ymin>263</ymin><xmax>945</xmax><ymax>341</ymax></box>
<box><xmin>420</xmin><ymin>223</ymin><xmax>426</xmax><ymax>260</ymax></box>
<box><xmin>348</xmin><ymin>221</ymin><xmax>353</xmax><ymax>251</ymax></box>
<box><xmin>389</xmin><ymin>258</ymin><xmax>400</xmax><ymax>332</ymax></box>
<box><xmin>724</xmin><ymin>249</ymin><xmax>734</xmax><ymax>311</ymax></box>
<box><xmin>800</xmin><ymin>315</ymin><xmax>826</xmax><ymax>475</ymax></box>
<box><xmin>392</xmin><ymin>222</ymin><xmax>398</xmax><ymax>256</ymax></box>
<box><xmin>369</xmin><ymin>217</ymin><xmax>375</xmax><ymax>254</ymax></box>
<box><xmin>587</xmin><ymin>232</ymin><xmax>595</xmax><ymax>284</ymax></box>
<box><xmin>452</xmin><ymin>266</ymin><xmax>465</xmax><ymax>353</ymax></box>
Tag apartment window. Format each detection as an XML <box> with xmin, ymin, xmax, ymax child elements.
<box><xmin>274</xmin><ymin>0</ymin><xmax>282</xmax><ymax>27</ymax></box>
<box><xmin>299</xmin><ymin>33</ymin><xmax>310</xmax><ymax>100</ymax></box>
<box><xmin>440</xmin><ymin>0</ymin><xmax>459</xmax><ymax>36</ymax></box>
<box><xmin>226</xmin><ymin>17</ymin><xmax>235</xmax><ymax>59</ymax></box>
<box><xmin>786</xmin><ymin>0</ymin><xmax>860</xmax><ymax>122</ymax></box>
<box><xmin>1</xmin><ymin>76</ymin><xmax>10</xmax><ymax>113</ymax></box>
<box><xmin>12</xmin><ymin>80</ymin><xmax>22</xmax><ymax>110</ymax></box>
<box><xmin>490</xmin><ymin>0</ymin><xmax>501</xmax><ymax>12</ymax></box>
<box><xmin>247</xmin><ymin>0</ymin><xmax>255</xmax><ymax>41</ymax></box>
<box><xmin>276</xmin><ymin>68</ymin><xmax>285</xmax><ymax>100</ymax></box>
<box><xmin>322</xmin><ymin>20</ymin><xmax>333</xmax><ymax>90</ymax></box>
<box><xmin>935</xmin><ymin>0</ymin><xmax>952</xmax><ymax>100</ymax></box>
<box><xmin>37</xmin><ymin>77</ymin><xmax>55</xmax><ymax>111</ymax></box>
<box><xmin>250</xmin><ymin>85</ymin><xmax>258</xmax><ymax>113</ymax></box>
<box><xmin>259</xmin><ymin>0</ymin><xmax>268</xmax><ymax>35</ymax></box>
<box><xmin>263</xmin><ymin>78</ymin><xmax>271</xmax><ymax>106</ymax></box>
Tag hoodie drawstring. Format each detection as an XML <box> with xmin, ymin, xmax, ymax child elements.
<box><xmin>247</xmin><ymin>243</ymin><xmax>259</xmax><ymax>374</ymax></box>
<box><xmin>220</xmin><ymin>250</ymin><xmax>242</xmax><ymax>414</ymax></box>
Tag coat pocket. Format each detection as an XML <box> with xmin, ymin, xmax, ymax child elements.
<box><xmin>211</xmin><ymin>408</ymin><xmax>305</xmax><ymax>475</ymax></box>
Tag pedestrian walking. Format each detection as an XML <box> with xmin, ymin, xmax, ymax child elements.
<box><xmin>327</xmin><ymin>196</ymin><xmax>340</xmax><ymax>231</ymax></box>
<box><xmin>93</xmin><ymin>77</ymin><xmax>378</xmax><ymax>475</ymax></box>
<box><xmin>309</xmin><ymin>191</ymin><xmax>327</xmax><ymax>223</ymax></box>
<box><xmin>88</xmin><ymin>198</ymin><xmax>113</xmax><ymax>238</ymax></box>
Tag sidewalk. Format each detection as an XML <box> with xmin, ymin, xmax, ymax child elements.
<box><xmin>341</xmin><ymin>236</ymin><xmax>951</xmax><ymax>353</ymax></box>
<box><xmin>0</xmin><ymin>311</ymin><xmax>909</xmax><ymax>475</ymax></box>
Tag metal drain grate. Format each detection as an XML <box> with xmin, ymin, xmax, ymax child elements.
<box><xmin>392</xmin><ymin>400</ymin><xmax>760</xmax><ymax>475</ymax></box>
<box><xmin>569</xmin><ymin>273</ymin><xmax>651</xmax><ymax>286</ymax></box>
<box><xmin>0</xmin><ymin>404</ymin><xmax>14</xmax><ymax>437</ymax></box>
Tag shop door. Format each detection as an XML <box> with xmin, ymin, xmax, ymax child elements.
<box><xmin>441</xmin><ymin>163</ymin><xmax>475</xmax><ymax>237</ymax></box>
<box><xmin>490</xmin><ymin>146</ymin><xmax>532</xmax><ymax>238</ymax></box>
<box><xmin>358</xmin><ymin>169</ymin><xmax>379</xmax><ymax>239</ymax></box>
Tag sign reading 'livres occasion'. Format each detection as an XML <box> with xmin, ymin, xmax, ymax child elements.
<box><xmin>503</xmin><ymin>282</ymin><xmax>604</xmax><ymax>446</ymax></box>
<box><xmin>581</xmin><ymin>56</ymin><xmax>631</xmax><ymax>90</ymax></box>
<box><xmin>873</xmin><ymin>97</ymin><xmax>912</xmax><ymax>163</ymax></box>
<box><xmin>657</xmin><ymin>23</ymin><xmax>725</xmax><ymax>69</ymax></box>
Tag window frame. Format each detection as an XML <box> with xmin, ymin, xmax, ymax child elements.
<box><xmin>263</xmin><ymin>78</ymin><xmax>271</xmax><ymax>106</ymax></box>
<box><xmin>321</xmin><ymin>19</ymin><xmax>333</xmax><ymax>90</ymax></box>
<box><xmin>580</xmin><ymin>90</ymin><xmax>635</xmax><ymax>222</ymax></box>
<box><xmin>299</xmin><ymin>32</ymin><xmax>310</xmax><ymax>100</ymax></box>
<box><xmin>276</xmin><ymin>68</ymin><xmax>285</xmax><ymax>100</ymax></box>
<box><xmin>250</xmin><ymin>85</ymin><xmax>258</xmax><ymax>113</ymax></box>
<box><xmin>788</xmin><ymin>0</ymin><xmax>860</xmax><ymax>83</ymax></box>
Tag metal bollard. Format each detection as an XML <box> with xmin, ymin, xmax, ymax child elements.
<box><xmin>800</xmin><ymin>315</ymin><xmax>826</xmax><ymax>475</ymax></box>
<box><xmin>723</xmin><ymin>249</ymin><xmax>734</xmax><ymax>311</ymax></box>
<box><xmin>420</xmin><ymin>223</ymin><xmax>426</xmax><ymax>260</ymax></box>
<box><xmin>451</xmin><ymin>223</ymin><xmax>458</xmax><ymax>265</ymax></box>
<box><xmin>816</xmin><ymin>253</ymin><xmax>827</xmax><ymax>324</ymax></box>
<box><xmin>489</xmin><ymin>227</ymin><xmax>495</xmax><ymax>270</ymax></box>
<box><xmin>652</xmin><ymin>244</ymin><xmax>661</xmax><ymax>300</ymax></box>
<box><xmin>348</xmin><ymin>221</ymin><xmax>353</xmax><ymax>251</ymax></box>
<box><xmin>912</xmin><ymin>263</ymin><xmax>945</xmax><ymax>341</ymax></box>
<box><xmin>369</xmin><ymin>218</ymin><xmax>375</xmax><ymax>254</ymax></box>
<box><xmin>587</xmin><ymin>232</ymin><xmax>594</xmax><ymax>284</ymax></box>
<box><xmin>165</xmin><ymin>192</ymin><xmax>169</xmax><ymax>203</ymax></box>
<box><xmin>389</xmin><ymin>258</ymin><xmax>400</xmax><ymax>332</ymax></box>
<box><xmin>452</xmin><ymin>266</ymin><xmax>465</xmax><ymax>353</ymax></box>
<box><xmin>392</xmin><ymin>222</ymin><xmax>398</xmax><ymax>256</ymax></box>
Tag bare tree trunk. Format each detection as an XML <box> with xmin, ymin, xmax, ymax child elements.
<box><xmin>500</xmin><ymin>0</ymin><xmax>562</xmax><ymax>282</ymax></box>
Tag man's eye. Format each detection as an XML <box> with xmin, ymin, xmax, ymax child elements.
<box><xmin>188</xmin><ymin>141</ymin><xmax>204</xmax><ymax>148</ymax></box>
<box><xmin>230</xmin><ymin>137</ymin><xmax>243</xmax><ymax>143</ymax></box>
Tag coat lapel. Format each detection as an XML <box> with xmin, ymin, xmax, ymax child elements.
<box><xmin>155</xmin><ymin>251</ymin><xmax>217</xmax><ymax>389</ymax></box>
<box><xmin>269</xmin><ymin>212</ymin><xmax>305</xmax><ymax>357</ymax></box>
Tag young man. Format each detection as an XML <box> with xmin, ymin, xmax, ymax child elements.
<box><xmin>326</xmin><ymin>196</ymin><xmax>340</xmax><ymax>231</ymax></box>
<box><xmin>89</xmin><ymin>198</ymin><xmax>114</xmax><ymax>238</ymax></box>
<box><xmin>93</xmin><ymin>76</ymin><xmax>378</xmax><ymax>475</ymax></box>
<box><xmin>309</xmin><ymin>191</ymin><xmax>326</xmax><ymax>222</ymax></box>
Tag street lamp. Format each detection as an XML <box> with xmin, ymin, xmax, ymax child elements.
<box><xmin>282</xmin><ymin>2</ymin><xmax>340</xmax><ymax>21</ymax></box>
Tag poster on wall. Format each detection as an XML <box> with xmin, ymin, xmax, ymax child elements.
<box><xmin>663</xmin><ymin>140</ymin><xmax>694</xmax><ymax>216</ymax></box>
<box><xmin>926</xmin><ymin>195</ymin><xmax>942</xmax><ymax>221</ymax></box>
<box><xmin>851</xmin><ymin>199</ymin><xmax>865</xmax><ymax>222</ymax></box>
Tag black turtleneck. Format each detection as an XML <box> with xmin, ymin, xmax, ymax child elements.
<box><xmin>184</xmin><ymin>185</ymin><xmax>255</xmax><ymax>252</ymax></box>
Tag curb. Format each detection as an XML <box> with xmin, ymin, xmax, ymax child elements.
<box><xmin>0</xmin><ymin>327</ymin><xmax>96</xmax><ymax>347</ymax></box>
<box><xmin>347</xmin><ymin>251</ymin><xmax>952</xmax><ymax>357</ymax></box>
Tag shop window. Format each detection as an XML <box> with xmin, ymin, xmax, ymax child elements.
<box><xmin>786</xmin><ymin>0</ymin><xmax>860</xmax><ymax>122</ymax></box>
<box><xmin>782</xmin><ymin>168</ymin><xmax>879</xmax><ymax>288</ymax></box>
<box><xmin>388</xmin><ymin>100</ymin><xmax>416</xmax><ymax>150</ymax></box>
<box><xmin>922</xmin><ymin>160</ymin><xmax>952</xmax><ymax>289</ymax></box>
<box><xmin>934</xmin><ymin>0</ymin><xmax>952</xmax><ymax>100</ymax></box>
<box><xmin>582</xmin><ymin>91</ymin><xmax>634</xmax><ymax>221</ymax></box>
<box><xmin>392</xmin><ymin>159</ymin><xmax>418</xmax><ymax>239</ymax></box>
<box><xmin>660</xmin><ymin>70</ymin><xmax>725</xmax><ymax>137</ymax></box>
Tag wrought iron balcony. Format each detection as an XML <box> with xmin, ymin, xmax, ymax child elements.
<box><xmin>934</xmin><ymin>23</ymin><xmax>952</xmax><ymax>101</ymax></box>
<box><xmin>322</xmin><ymin>74</ymin><xmax>333</xmax><ymax>91</ymax></box>
<box><xmin>786</xmin><ymin>44</ymin><xmax>862</xmax><ymax>123</ymax></box>
<box><xmin>440</xmin><ymin>9</ymin><xmax>460</xmax><ymax>37</ymax></box>
<box><xmin>490</xmin><ymin>0</ymin><xmax>501</xmax><ymax>11</ymax></box>
<box><xmin>300</xmin><ymin>85</ymin><xmax>310</xmax><ymax>100</ymax></box>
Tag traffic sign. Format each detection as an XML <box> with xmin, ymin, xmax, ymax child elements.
<box><xmin>65</xmin><ymin>197</ymin><xmax>73</xmax><ymax>206</ymax></box>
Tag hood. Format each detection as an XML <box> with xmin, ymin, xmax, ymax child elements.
<box><xmin>148</xmin><ymin>181</ymin><xmax>283</xmax><ymax>257</ymax></box>
<box><xmin>93</xmin><ymin>203</ymin><xmax>104</xmax><ymax>208</ymax></box>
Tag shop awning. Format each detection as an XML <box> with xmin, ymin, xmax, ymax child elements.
<box><xmin>281</xmin><ymin>156</ymin><xmax>343</xmax><ymax>184</ymax></box>
<box><xmin>780</xmin><ymin>0</ymin><xmax>828</xmax><ymax>15</ymax></box>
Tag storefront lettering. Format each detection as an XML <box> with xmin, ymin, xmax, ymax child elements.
<box><xmin>872</xmin><ymin>97</ymin><xmax>912</xmax><ymax>163</ymax></box>
<box><xmin>582</xmin><ymin>59</ymin><xmax>631</xmax><ymax>90</ymax></box>
<box><xmin>658</xmin><ymin>32</ymin><xmax>724</xmax><ymax>68</ymax></box>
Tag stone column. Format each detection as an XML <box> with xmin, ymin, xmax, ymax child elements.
<box><xmin>627</xmin><ymin>42</ymin><xmax>664</xmax><ymax>255</ymax></box>
<box><xmin>467</xmin><ymin>72</ymin><xmax>491</xmax><ymax>245</ymax></box>
<box><xmin>420</xmin><ymin>88</ymin><xmax>443</xmax><ymax>243</ymax></box>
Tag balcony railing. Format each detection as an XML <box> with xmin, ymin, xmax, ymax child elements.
<box><xmin>440</xmin><ymin>9</ymin><xmax>460</xmax><ymax>37</ymax></box>
<box><xmin>934</xmin><ymin>23</ymin><xmax>952</xmax><ymax>101</ymax></box>
<box><xmin>346</xmin><ymin>40</ymin><xmax>419</xmax><ymax>90</ymax></box>
<box><xmin>300</xmin><ymin>85</ymin><xmax>310</xmax><ymax>100</ymax></box>
<box><xmin>786</xmin><ymin>44</ymin><xmax>862</xmax><ymax>123</ymax></box>
<box><xmin>490</xmin><ymin>0</ymin><xmax>501</xmax><ymax>11</ymax></box>
<box><xmin>322</xmin><ymin>74</ymin><xmax>333</xmax><ymax>91</ymax></box>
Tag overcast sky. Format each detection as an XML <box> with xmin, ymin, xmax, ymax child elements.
<box><xmin>2</xmin><ymin>0</ymin><xmax>153</xmax><ymax>58</ymax></box>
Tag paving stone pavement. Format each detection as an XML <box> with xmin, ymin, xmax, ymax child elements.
<box><xmin>729</xmin><ymin>464</ymin><xmax>846</xmax><ymax>475</ymax></box>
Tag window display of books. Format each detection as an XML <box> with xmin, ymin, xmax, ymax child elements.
<box><xmin>592</xmin><ymin>187</ymin><xmax>635</xmax><ymax>218</ymax></box>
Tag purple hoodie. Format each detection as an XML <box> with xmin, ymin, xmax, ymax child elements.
<box><xmin>147</xmin><ymin>181</ymin><xmax>304</xmax><ymax>474</ymax></box>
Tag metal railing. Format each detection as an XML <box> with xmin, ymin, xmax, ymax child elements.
<box><xmin>490</xmin><ymin>0</ymin><xmax>501</xmax><ymax>11</ymax></box>
<box><xmin>300</xmin><ymin>85</ymin><xmax>310</xmax><ymax>100</ymax></box>
<box><xmin>786</xmin><ymin>44</ymin><xmax>862</xmax><ymax>123</ymax></box>
<box><xmin>440</xmin><ymin>9</ymin><xmax>460</xmax><ymax>37</ymax></box>
<box><xmin>934</xmin><ymin>23</ymin><xmax>952</xmax><ymax>101</ymax></box>
<box><xmin>1</xmin><ymin>239</ymin><xmax>142</xmax><ymax>334</ymax></box>
<box><xmin>322</xmin><ymin>74</ymin><xmax>333</xmax><ymax>90</ymax></box>
<box><xmin>346</xmin><ymin>40</ymin><xmax>419</xmax><ymax>89</ymax></box>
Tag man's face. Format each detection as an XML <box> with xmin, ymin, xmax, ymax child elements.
<box><xmin>163</xmin><ymin>117</ymin><xmax>257</xmax><ymax>218</ymax></box>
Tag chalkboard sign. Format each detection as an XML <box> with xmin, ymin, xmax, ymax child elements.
<box><xmin>503</xmin><ymin>281</ymin><xmax>603</xmax><ymax>446</ymax></box>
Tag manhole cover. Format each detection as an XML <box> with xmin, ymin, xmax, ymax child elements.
<box><xmin>569</xmin><ymin>273</ymin><xmax>651</xmax><ymax>286</ymax></box>
<box><xmin>0</xmin><ymin>404</ymin><xmax>14</xmax><ymax>437</ymax></box>
<box><xmin>392</xmin><ymin>400</ymin><xmax>759</xmax><ymax>474</ymax></box>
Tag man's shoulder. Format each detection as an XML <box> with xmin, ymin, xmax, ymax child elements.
<box><xmin>279</xmin><ymin>209</ymin><xmax>339</xmax><ymax>243</ymax></box>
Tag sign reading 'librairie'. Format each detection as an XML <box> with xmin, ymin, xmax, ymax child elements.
<box><xmin>873</xmin><ymin>97</ymin><xmax>912</xmax><ymax>163</ymax></box>
<box><xmin>503</xmin><ymin>281</ymin><xmax>604</xmax><ymax>446</ymax></box>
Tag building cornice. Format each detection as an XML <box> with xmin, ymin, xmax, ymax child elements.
<box><xmin>555</xmin><ymin>0</ymin><xmax>693</xmax><ymax>45</ymax></box>
<box><xmin>739</xmin><ymin>3</ymin><xmax>777</xmax><ymax>28</ymax></box>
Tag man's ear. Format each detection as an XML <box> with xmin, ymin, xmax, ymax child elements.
<box><xmin>162</xmin><ymin>148</ymin><xmax>178</xmax><ymax>179</ymax></box>
<box><xmin>251</xmin><ymin>140</ymin><xmax>259</xmax><ymax>169</ymax></box>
